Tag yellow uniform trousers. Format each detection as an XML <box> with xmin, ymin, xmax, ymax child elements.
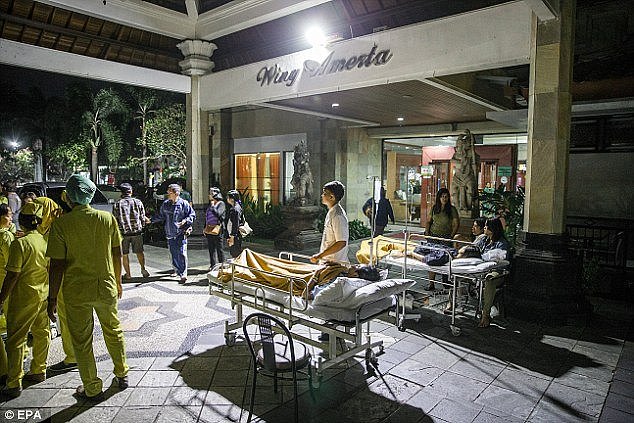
<box><xmin>57</xmin><ymin>290</ymin><xmax>76</xmax><ymax>363</ymax></box>
<box><xmin>6</xmin><ymin>299</ymin><xmax>50</xmax><ymax>389</ymax></box>
<box><xmin>0</xmin><ymin>303</ymin><xmax>8</xmax><ymax>378</ymax></box>
<box><xmin>65</xmin><ymin>295</ymin><xmax>128</xmax><ymax>397</ymax></box>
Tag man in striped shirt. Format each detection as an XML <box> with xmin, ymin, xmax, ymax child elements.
<box><xmin>113</xmin><ymin>183</ymin><xmax>151</xmax><ymax>280</ymax></box>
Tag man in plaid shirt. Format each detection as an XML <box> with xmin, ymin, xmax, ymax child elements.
<box><xmin>113</xmin><ymin>183</ymin><xmax>151</xmax><ymax>280</ymax></box>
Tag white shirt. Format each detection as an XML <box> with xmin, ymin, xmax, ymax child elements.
<box><xmin>320</xmin><ymin>203</ymin><xmax>349</xmax><ymax>263</ymax></box>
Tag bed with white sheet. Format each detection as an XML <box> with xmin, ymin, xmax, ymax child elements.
<box><xmin>207</xmin><ymin>250</ymin><xmax>414</xmax><ymax>380</ymax></box>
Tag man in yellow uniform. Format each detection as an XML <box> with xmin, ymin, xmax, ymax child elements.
<box><xmin>0</xmin><ymin>204</ymin><xmax>16</xmax><ymax>386</ymax></box>
<box><xmin>0</xmin><ymin>202</ymin><xmax>50</xmax><ymax>398</ymax></box>
<box><xmin>33</xmin><ymin>197</ymin><xmax>78</xmax><ymax>373</ymax></box>
<box><xmin>46</xmin><ymin>174</ymin><xmax>129</xmax><ymax>401</ymax></box>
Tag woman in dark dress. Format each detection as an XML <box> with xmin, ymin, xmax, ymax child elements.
<box><xmin>225</xmin><ymin>190</ymin><xmax>244</xmax><ymax>258</ymax></box>
<box><xmin>204</xmin><ymin>188</ymin><xmax>225</xmax><ymax>269</ymax></box>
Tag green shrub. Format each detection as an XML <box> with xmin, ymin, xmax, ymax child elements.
<box><xmin>316</xmin><ymin>209</ymin><xmax>371</xmax><ymax>241</ymax></box>
<box><xmin>479</xmin><ymin>186</ymin><xmax>525</xmax><ymax>246</ymax></box>
<box><xmin>239</xmin><ymin>188</ymin><xmax>286</xmax><ymax>239</ymax></box>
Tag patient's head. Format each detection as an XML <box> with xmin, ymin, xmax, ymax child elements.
<box><xmin>347</xmin><ymin>265</ymin><xmax>381</xmax><ymax>281</ymax></box>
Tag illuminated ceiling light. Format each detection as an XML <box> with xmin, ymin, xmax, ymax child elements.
<box><xmin>331</xmin><ymin>103</ymin><xmax>339</xmax><ymax>108</ymax></box>
<box><xmin>397</xmin><ymin>117</ymin><xmax>404</xmax><ymax>122</ymax></box>
<box><xmin>306</xmin><ymin>27</ymin><xmax>326</xmax><ymax>47</ymax></box>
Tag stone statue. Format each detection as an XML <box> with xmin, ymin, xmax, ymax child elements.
<box><xmin>290</xmin><ymin>140</ymin><xmax>314</xmax><ymax>206</ymax></box>
<box><xmin>450</xmin><ymin>129</ymin><xmax>480</xmax><ymax>217</ymax></box>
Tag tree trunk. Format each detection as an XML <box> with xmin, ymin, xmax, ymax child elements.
<box><xmin>91</xmin><ymin>146</ymin><xmax>98</xmax><ymax>182</ymax></box>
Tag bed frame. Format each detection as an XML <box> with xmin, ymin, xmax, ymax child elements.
<box><xmin>207</xmin><ymin>252</ymin><xmax>412</xmax><ymax>385</ymax></box>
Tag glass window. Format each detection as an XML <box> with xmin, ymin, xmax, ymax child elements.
<box><xmin>235</xmin><ymin>153</ymin><xmax>280</xmax><ymax>205</ymax></box>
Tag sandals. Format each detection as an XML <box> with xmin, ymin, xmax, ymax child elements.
<box><xmin>75</xmin><ymin>385</ymin><xmax>105</xmax><ymax>402</ymax></box>
<box><xmin>477</xmin><ymin>316</ymin><xmax>491</xmax><ymax>328</ymax></box>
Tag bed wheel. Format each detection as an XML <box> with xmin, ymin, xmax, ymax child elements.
<box><xmin>365</xmin><ymin>349</ymin><xmax>378</xmax><ymax>369</ymax></box>
<box><xmin>224</xmin><ymin>332</ymin><xmax>236</xmax><ymax>346</ymax></box>
<box><xmin>450</xmin><ymin>325</ymin><xmax>461</xmax><ymax>337</ymax></box>
<box><xmin>311</xmin><ymin>373</ymin><xmax>322</xmax><ymax>390</ymax></box>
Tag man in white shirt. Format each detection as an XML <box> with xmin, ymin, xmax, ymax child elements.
<box><xmin>311</xmin><ymin>181</ymin><xmax>349</xmax><ymax>264</ymax></box>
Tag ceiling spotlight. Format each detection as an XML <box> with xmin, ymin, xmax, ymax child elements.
<box><xmin>397</xmin><ymin>117</ymin><xmax>404</xmax><ymax>122</ymax></box>
<box><xmin>331</xmin><ymin>103</ymin><xmax>339</xmax><ymax>108</ymax></box>
<box><xmin>306</xmin><ymin>27</ymin><xmax>326</xmax><ymax>47</ymax></box>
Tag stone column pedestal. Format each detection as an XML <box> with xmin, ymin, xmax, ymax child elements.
<box><xmin>274</xmin><ymin>206</ymin><xmax>323</xmax><ymax>251</ymax></box>
<box><xmin>508</xmin><ymin>232</ymin><xmax>592</xmax><ymax>324</ymax></box>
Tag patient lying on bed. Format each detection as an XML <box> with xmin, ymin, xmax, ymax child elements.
<box><xmin>306</xmin><ymin>264</ymin><xmax>381</xmax><ymax>300</ymax></box>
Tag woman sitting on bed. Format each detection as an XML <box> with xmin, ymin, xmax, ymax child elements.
<box><xmin>306</xmin><ymin>264</ymin><xmax>380</xmax><ymax>300</ymax></box>
<box><xmin>479</xmin><ymin>217</ymin><xmax>510</xmax><ymax>328</ymax></box>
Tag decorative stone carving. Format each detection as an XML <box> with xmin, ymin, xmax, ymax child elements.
<box><xmin>450</xmin><ymin>129</ymin><xmax>480</xmax><ymax>218</ymax></box>
<box><xmin>290</xmin><ymin>140</ymin><xmax>314</xmax><ymax>207</ymax></box>
<box><xmin>177</xmin><ymin>39</ymin><xmax>217</xmax><ymax>76</ymax></box>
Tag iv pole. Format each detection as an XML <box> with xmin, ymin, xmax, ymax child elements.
<box><xmin>368</xmin><ymin>176</ymin><xmax>380</xmax><ymax>266</ymax></box>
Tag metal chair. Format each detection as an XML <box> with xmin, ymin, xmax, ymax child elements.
<box><xmin>242</xmin><ymin>312</ymin><xmax>312</xmax><ymax>423</ymax></box>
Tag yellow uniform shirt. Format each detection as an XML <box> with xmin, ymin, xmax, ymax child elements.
<box><xmin>0</xmin><ymin>227</ymin><xmax>16</xmax><ymax>289</ymax></box>
<box><xmin>46</xmin><ymin>205</ymin><xmax>122</xmax><ymax>303</ymax></box>
<box><xmin>0</xmin><ymin>196</ymin><xmax>7</xmax><ymax>205</ymax></box>
<box><xmin>5</xmin><ymin>230</ymin><xmax>49</xmax><ymax>304</ymax></box>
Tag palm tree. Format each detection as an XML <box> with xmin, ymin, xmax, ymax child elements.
<box><xmin>128</xmin><ymin>87</ymin><xmax>158</xmax><ymax>185</ymax></box>
<box><xmin>83</xmin><ymin>88</ymin><xmax>128</xmax><ymax>181</ymax></box>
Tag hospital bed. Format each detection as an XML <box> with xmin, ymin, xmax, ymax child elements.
<box><xmin>207</xmin><ymin>249</ymin><xmax>415</xmax><ymax>385</ymax></box>
<box><xmin>367</xmin><ymin>232</ymin><xmax>509</xmax><ymax>336</ymax></box>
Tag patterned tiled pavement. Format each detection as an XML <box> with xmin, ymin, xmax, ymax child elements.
<box><xmin>1</xmin><ymin>237</ymin><xmax>632</xmax><ymax>422</ymax></box>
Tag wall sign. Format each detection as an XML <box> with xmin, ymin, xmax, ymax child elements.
<box><xmin>256</xmin><ymin>44</ymin><xmax>393</xmax><ymax>88</ymax></box>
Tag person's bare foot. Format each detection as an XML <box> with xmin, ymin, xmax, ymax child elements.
<box><xmin>478</xmin><ymin>315</ymin><xmax>491</xmax><ymax>328</ymax></box>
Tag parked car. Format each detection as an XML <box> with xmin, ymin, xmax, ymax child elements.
<box><xmin>17</xmin><ymin>181</ymin><xmax>113</xmax><ymax>213</ymax></box>
<box><xmin>97</xmin><ymin>184</ymin><xmax>123</xmax><ymax>202</ymax></box>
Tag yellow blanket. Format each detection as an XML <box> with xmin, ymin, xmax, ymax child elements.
<box><xmin>356</xmin><ymin>235</ymin><xmax>416</xmax><ymax>265</ymax></box>
<box><xmin>218</xmin><ymin>249</ymin><xmax>345</xmax><ymax>296</ymax></box>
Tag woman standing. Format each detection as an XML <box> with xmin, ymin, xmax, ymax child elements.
<box><xmin>204</xmin><ymin>188</ymin><xmax>226</xmax><ymax>270</ymax></box>
<box><xmin>225</xmin><ymin>190</ymin><xmax>244</xmax><ymax>258</ymax></box>
<box><xmin>424</xmin><ymin>188</ymin><xmax>460</xmax><ymax>290</ymax></box>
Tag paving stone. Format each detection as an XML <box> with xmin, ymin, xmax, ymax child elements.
<box><xmin>406</xmin><ymin>386</ymin><xmax>445</xmax><ymax>413</ymax></box>
<box><xmin>198</xmin><ymin>404</ymin><xmax>246</xmax><ymax>423</ymax></box>
<box><xmin>492</xmin><ymin>367</ymin><xmax>552</xmax><ymax>399</ymax></box>
<box><xmin>112</xmin><ymin>405</ymin><xmax>161</xmax><ymax>423</ymax></box>
<box><xmin>26</xmin><ymin>407</ymin><xmax>81</xmax><ymax>423</ymax></box>
<box><xmin>42</xmin><ymin>388</ymin><xmax>82</xmax><ymax>408</ymax></box>
<box><xmin>204</xmin><ymin>387</ymin><xmax>244</xmax><ymax>405</ymax></box>
<box><xmin>613</xmin><ymin>367</ymin><xmax>634</xmax><ymax>383</ymax></box>
<box><xmin>210</xmin><ymin>369</ymin><xmax>248</xmax><ymax>387</ymax></box>
<box><xmin>164</xmin><ymin>386</ymin><xmax>209</xmax><ymax>406</ymax></box>
<box><xmin>382</xmin><ymin>403</ymin><xmax>429</xmax><ymax>423</ymax></box>
<box><xmin>473</xmin><ymin>409</ymin><xmax>524</xmax><ymax>423</ymax></box>
<box><xmin>425</xmin><ymin>370</ymin><xmax>488</xmax><ymax>401</ymax></box>
<box><xmin>448</xmin><ymin>354</ymin><xmax>506</xmax><ymax>384</ymax></box>
<box><xmin>67</xmin><ymin>406</ymin><xmax>120</xmax><ymax>423</ymax></box>
<box><xmin>475</xmin><ymin>384</ymin><xmax>540</xmax><ymax>420</ymax></box>
<box><xmin>388</xmin><ymin>358</ymin><xmax>444</xmax><ymax>386</ymax></box>
<box><xmin>93</xmin><ymin>389</ymin><xmax>133</xmax><ymax>407</ymax></box>
<box><xmin>137</xmin><ymin>370</ymin><xmax>180</xmax><ymax>387</ymax></box>
<box><xmin>389</xmin><ymin>338</ymin><xmax>429</xmax><ymax>355</ymax></box>
<box><xmin>366</xmin><ymin>374</ymin><xmax>422</xmax><ymax>403</ymax></box>
<box><xmin>154</xmin><ymin>405</ymin><xmax>202</xmax><ymax>423</ymax></box>
<box><xmin>124</xmin><ymin>387</ymin><xmax>172</xmax><ymax>406</ymax></box>
<box><xmin>528</xmin><ymin>397</ymin><xmax>599</xmax><ymax>423</ymax></box>
<box><xmin>555</xmin><ymin>370</ymin><xmax>610</xmax><ymax>397</ymax></box>
<box><xmin>604</xmin><ymin>392</ymin><xmax>634</xmax><ymax>415</ymax></box>
<box><xmin>124</xmin><ymin>357</ymin><xmax>156</xmax><ymax>371</ymax></box>
<box><xmin>181</xmin><ymin>356</ymin><xmax>219</xmax><ymax>372</ymax></box>
<box><xmin>2</xmin><ymin>388</ymin><xmax>57</xmax><ymax>408</ymax></box>
<box><xmin>150</xmin><ymin>356</ymin><xmax>188</xmax><ymax>371</ymax></box>
<box><xmin>530</xmin><ymin>382</ymin><xmax>605</xmax><ymax>421</ymax></box>
<box><xmin>573</xmin><ymin>344</ymin><xmax>621</xmax><ymax>367</ymax></box>
<box><xmin>174</xmin><ymin>366</ymin><xmax>215</xmax><ymax>389</ymax></box>
<box><xmin>609</xmin><ymin>379</ymin><xmax>634</xmax><ymax>398</ymax></box>
<box><xmin>410</xmin><ymin>343</ymin><xmax>467</xmax><ymax>370</ymax></box>
<box><xmin>429</xmin><ymin>397</ymin><xmax>483</xmax><ymax>423</ymax></box>
<box><xmin>599</xmin><ymin>406</ymin><xmax>634</xmax><ymax>423</ymax></box>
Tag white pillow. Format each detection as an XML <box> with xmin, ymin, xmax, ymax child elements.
<box><xmin>451</xmin><ymin>258</ymin><xmax>484</xmax><ymax>266</ymax></box>
<box><xmin>312</xmin><ymin>277</ymin><xmax>370</xmax><ymax>307</ymax></box>
<box><xmin>345</xmin><ymin>279</ymin><xmax>415</xmax><ymax>309</ymax></box>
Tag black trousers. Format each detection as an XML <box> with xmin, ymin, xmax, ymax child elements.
<box><xmin>205</xmin><ymin>233</ymin><xmax>225</xmax><ymax>266</ymax></box>
<box><xmin>229</xmin><ymin>236</ymin><xmax>243</xmax><ymax>258</ymax></box>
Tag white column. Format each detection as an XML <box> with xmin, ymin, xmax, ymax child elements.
<box><xmin>177</xmin><ymin>40</ymin><xmax>217</xmax><ymax>204</ymax></box>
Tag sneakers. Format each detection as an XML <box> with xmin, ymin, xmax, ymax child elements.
<box><xmin>179</xmin><ymin>277</ymin><xmax>187</xmax><ymax>285</ymax></box>
<box><xmin>75</xmin><ymin>385</ymin><xmax>104</xmax><ymax>402</ymax></box>
<box><xmin>141</xmin><ymin>269</ymin><xmax>150</xmax><ymax>278</ymax></box>
<box><xmin>22</xmin><ymin>373</ymin><xmax>46</xmax><ymax>383</ymax></box>
<box><xmin>115</xmin><ymin>376</ymin><xmax>129</xmax><ymax>390</ymax></box>
<box><xmin>49</xmin><ymin>361</ymin><xmax>78</xmax><ymax>373</ymax></box>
